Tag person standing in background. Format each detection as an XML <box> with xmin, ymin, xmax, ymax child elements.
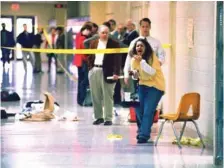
<box><xmin>33</xmin><ymin>27</ymin><xmax>43</xmax><ymax>73</ymax></box>
<box><xmin>1</xmin><ymin>23</ymin><xmax>15</xmax><ymax>67</ymax></box>
<box><xmin>17</xmin><ymin>24</ymin><xmax>35</xmax><ymax>72</ymax></box>
<box><xmin>45</xmin><ymin>27</ymin><xmax>58</xmax><ymax>73</ymax></box>
<box><xmin>73</xmin><ymin>24</ymin><xmax>92</xmax><ymax>106</ymax></box>
<box><xmin>56</xmin><ymin>27</ymin><xmax>65</xmax><ymax>74</ymax></box>
<box><xmin>88</xmin><ymin>25</ymin><xmax>121</xmax><ymax>126</ymax></box>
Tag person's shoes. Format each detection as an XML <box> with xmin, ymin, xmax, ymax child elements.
<box><xmin>104</xmin><ymin>121</ymin><xmax>112</xmax><ymax>126</ymax></box>
<box><xmin>83</xmin><ymin>103</ymin><xmax>92</xmax><ymax>107</ymax></box>
<box><xmin>137</xmin><ymin>139</ymin><xmax>148</xmax><ymax>144</ymax></box>
<box><xmin>93</xmin><ymin>118</ymin><xmax>104</xmax><ymax>125</ymax></box>
<box><xmin>57</xmin><ymin>70</ymin><xmax>64</xmax><ymax>74</ymax></box>
<box><xmin>33</xmin><ymin>70</ymin><xmax>39</xmax><ymax>73</ymax></box>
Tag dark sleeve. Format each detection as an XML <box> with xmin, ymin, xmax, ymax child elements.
<box><xmin>84</xmin><ymin>34</ymin><xmax>99</xmax><ymax>49</ymax></box>
<box><xmin>9</xmin><ymin>31</ymin><xmax>15</xmax><ymax>47</ymax></box>
<box><xmin>109</xmin><ymin>34</ymin><xmax>128</xmax><ymax>48</ymax></box>
<box><xmin>113</xmin><ymin>41</ymin><xmax>122</xmax><ymax>75</ymax></box>
<box><xmin>87</xmin><ymin>42</ymin><xmax>95</xmax><ymax>70</ymax></box>
<box><xmin>17</xmin><ymin>33</ymin><xmax>22</xmax><ymax>45</ymax></box>
<box><xmin>62</xmin><ymin>34</ymin><xmax>65</xmax><ymax>48</ymax></box>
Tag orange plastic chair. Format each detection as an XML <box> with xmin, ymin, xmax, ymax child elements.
<box><xmin>155</xmin><ymin>93</ymin><xmax>206</xmax><ymax>149</ymax></box>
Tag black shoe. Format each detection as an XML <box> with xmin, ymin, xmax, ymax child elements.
<box><xmin>93</xmin><ymin>118</ymin><xmax>104</xmax><ymax>125</ymax></box>
<box><xmin>104</xmin><ymin>121</ymin><xmax>112</xmax><ymax>126</ymax></box>
<box><xmin>57</xmin><ymin>71</ymin><xmax>64</xmax><ymax>74</ymax></box>
<box><xmin>137</xmin><ymin>139</ymin><xmax>148</xmax><ymax>144</ymax></box>
<box><xmin>33</xmin><ymin>70</ymin><xmax>39</xmax><ymax>73</ymax></box>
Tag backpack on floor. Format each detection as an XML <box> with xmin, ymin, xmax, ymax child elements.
<box><xmin>1</xmin><ymin>91</ymin><xmax>20</xmax><ymax>101</ymax></box>
<box><xmin>1</xmin><ymin>109</ymin><xmax>8</xmax><ymax>119</ymax></box>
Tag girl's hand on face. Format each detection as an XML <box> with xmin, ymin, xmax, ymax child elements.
<box><xmin>134</xmin><ymin>55</ymin><xmax>142</xmax><ymax>62</ymax></box>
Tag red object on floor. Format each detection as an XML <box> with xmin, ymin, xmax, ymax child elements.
<box><xmin>129</xmin><ymin>107</ymin><xmax>137</xmax><ymax>122</ymax></box>
<box><xmin>128</xmin><ymin>107</ymin><xmax>160</xmax><ymax>123</ymax></box>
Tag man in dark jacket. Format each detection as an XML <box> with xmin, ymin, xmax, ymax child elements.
<box><xmin>17</xmin><ymin>24</ymin><xmax>35</xmax><ymax>72</ymax></box>
<box><xmin>88</xmin><ymin>25</ymin><xmax>121</xmax><ymax>126</ymax></box>
<box><xmin>1</xmin><ymin>23</ymin><xmax>15</xmax><ymax>67</ymax></box>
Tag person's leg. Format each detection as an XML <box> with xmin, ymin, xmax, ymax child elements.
<box><xmin>77</xmin><ymin>66</ymin><xmax>84</xmax><ymax>105</ymax></box>
<box><xmin>53</xmin><ymin>54</ymin><xmax>58</xmax><ymax>72</ymax></box>
<box><xmin>135</xmin><ymin>85</ymin><xmax>145</xmax><ymax>136</ymax></box>
<box><xmin>47</xmin><ymin>54</ymin><xmax>52</xmax><ymax>72</ymax></box>
<box><xmin>22</xmin><ymin>51</ymin><xmax>28</xmax><ymax>71</ymax></box>
<box><xmin>34</xmin><ymin>46</ymin><xmax>42</xmax><ymax>71</ymax></box>
<box><xmin>89</xmin><ymin>68</ymin><xmax>103</xmax><ymax>120</ymax></box>
<box><xmin>138</xmin><ymin>87</ymin><xmax>164</xmax><ymax>142</ymax></box>
<box><xmin>5</xmin><ymin>49</ymin><xmax>11</xmax><ymax>64</ymax></box>
<box><xmin>56</xmin><ymin>53</ymin><xmax>65</xmax><ymax>73</ymax></box>
<box><xmin>29</xmin><ymin>51</ymin><xmax>35</xmax><ymax>70</ymax></box>
<box><xmin>113</xmin><ymin>80</ymin><xmax>121</xmax><ymax>104</ymax></box>
<box><xmin>102</xmin><ymin>77</ymin><xmax>116</xmax><ymax>123</ymax></box>
<box><xmin>1</xmin><ymin>49</ymin><xmax>7</xmax><ymax>66</ymax></box>
<box><xmin>80</xmin><ymin>62</ymin><xmax>90</xmax><ymax>106</ymax></box>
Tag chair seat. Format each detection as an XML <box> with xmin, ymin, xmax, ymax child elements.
<box><xmin>160</xmin><ymin>113</ymin><xmax>177</xmax><ymax>120</ymax></box>
<box><xmin>160</xmin><ymin>113</ymin><xmax>196</xmax><ymax>121</ymax></box>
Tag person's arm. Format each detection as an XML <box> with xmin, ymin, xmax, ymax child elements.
<box><xmin>156</xmin><ymin>40</ymin><xmax>165</xmax><ymax>65</ymax></box>
<box><xmin>109</xmin><ymin>34</ymin><xmax>128</xmax><ymax>48</ymax></box>
<box><xmin>113</xmin><ymin>42</ymin><xmax>121</xmax><ymax>77</ymax></box>
<box><xmin>123</xmin><ymin>40</ymin><xmax>135</xmax><ymax>83</ymax></box>
<box><xmin>140</xmin><ymin>60</ymin><xmax>156</xmax><ymax>76</ymax></box>
<box><xmin>130</xmin><ymin>58</ymin><xmax>140</xmax><ymax>80</ymax></box>
<box><xmin>124</xmin><ymin>54</ymin><xmax>131</xmax><ymax>79</ymax></box>
<box><xmin>83</xmin><ymin>34</ymin><xmax>99</xmax><ymax>49</ymax></box>
<box><xmin>16</xmin><ymin>33</ymin><xmax>22</xmax><ymax>45</ymax></box>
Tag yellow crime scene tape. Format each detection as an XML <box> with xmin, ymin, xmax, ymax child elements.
<box><xmin>1</xmin><ymin>44</ymin><xmax>171</xmax><ymax>55</ymax></box>
<box><xmin>2</xmin><ymin>28</ymin><xmax>171</xmax><ymax>82</ymax></box>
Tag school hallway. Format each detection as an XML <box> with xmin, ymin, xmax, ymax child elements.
<box><xmin>0</xmin><ymin>61</ymin><xmax>217</xmax><ymax>168</ymax></box>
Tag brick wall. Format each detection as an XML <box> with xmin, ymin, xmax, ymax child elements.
<box><xmin>175</xmin><ymin>1</ymin><xmax>215</xmax><ymax>144</ymax></box>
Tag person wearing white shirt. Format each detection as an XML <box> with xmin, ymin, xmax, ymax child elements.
<box><xmin>123</xmin><ymin>18</ymin><xmax>165</xmax><ymax>134</ymax></box>
<box><xmin>123</xmin><ymin>18</ymin><xmax>165</xmax><ymax>85</ymax></box>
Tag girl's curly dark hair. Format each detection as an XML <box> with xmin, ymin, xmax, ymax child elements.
<box><xmin>131</xmin><ymin>38</ymin><xmax>153</xmax><ymax>64</ymax></box>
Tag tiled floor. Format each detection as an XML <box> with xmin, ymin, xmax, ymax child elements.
<box><xmin>0</xmin><ymin>61</ymin><xmax>219</xmax><ymax>168</ymax></box>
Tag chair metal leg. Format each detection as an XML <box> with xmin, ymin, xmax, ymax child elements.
<box><xmin>171</xmin><ymin>121</ymin><xmax>182</xmax><ymax>149</ymax></box>
<box><xmin>179</xmin><ymin>121</ymin><xmax>187</xmax><ymax>141</ymax></box>
<box><xmin>191</xmin><ymin>120</ymin><xmax>206</xmax><ymax>148</ymax></box>
<box><xmin>155</xmin><ymin>120</ymin><xmax>167</xmax><ymax>146</ymax></box>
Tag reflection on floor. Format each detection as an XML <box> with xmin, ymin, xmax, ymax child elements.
<box><xmin>1</xmin><ymin>61</ymin><xmax>219</xmax><ymax>168</ymax></box>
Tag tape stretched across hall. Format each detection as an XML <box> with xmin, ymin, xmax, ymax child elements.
<box><xmin>1</xmin><ymin>44</ymin><xmax>171</xmax><ymax>55</ymax></box>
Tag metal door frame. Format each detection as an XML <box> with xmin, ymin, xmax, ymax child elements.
<box><xmin>215</xmin><ymin>1</ymin><xmax>223</xmax><ymax>166</ymax></box>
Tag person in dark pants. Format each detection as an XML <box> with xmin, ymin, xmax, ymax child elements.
<box><xmin>1</xmin><ymin>23</ymin><xmax>15</xmax><ymax>67</ymax></box>
<box><xmin>33</xmin><ymin>28</ymin><xmax>43</xmax><ymax>73</ymax></box>
<box><xmin>131</xmin><ymin>38</ymin><xmax>165</xmax><ymax>144</ymax></box>
<box><xmin>56</xmin><ymin>27</ymin><xmax>65</xmax><ymax>74</ymax></box>
<box><xmin>45</xmin><ymin>27</ymin><xmax>58</xmax><ymax>72</ymax></box>
<box><xmin>72</xmin><ymin>24</ymin><xmax>92</xmax><ymax>106</ymax></box>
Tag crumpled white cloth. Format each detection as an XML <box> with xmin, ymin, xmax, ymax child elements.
<box><xmin>15</xmin><ymin>103</ymin><xmax>60</xmax><ymax>121</ymax></box>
